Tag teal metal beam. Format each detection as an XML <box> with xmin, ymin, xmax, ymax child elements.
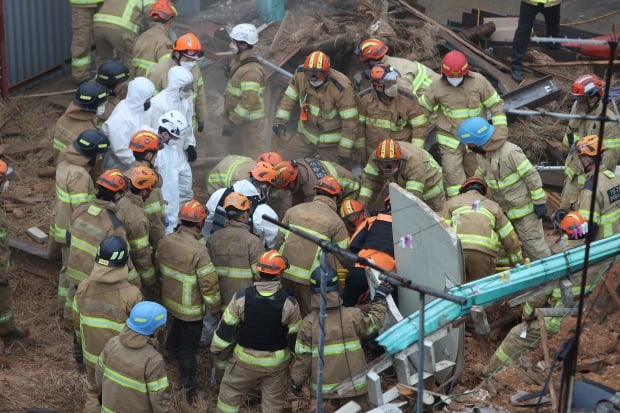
<box><xmin>377</xmin><ymin>234</ymin><xmax>620</xmax><ymax>355</ymax></box>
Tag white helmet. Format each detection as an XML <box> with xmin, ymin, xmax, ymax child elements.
<box><xmin>158</xmin><ymin>110</ymin><xmax>189</xmax><ymax>138</ymax></box>
<box><xmin>230</xmin><ymin>23</ymin><xmax>259</xmax><ymax>46</ymax></box>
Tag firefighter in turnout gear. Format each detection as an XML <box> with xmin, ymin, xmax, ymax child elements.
<box><xmin>206</xmin><ymin>152</ymin><xmax>283</xmax><ymax>197</ymax></box>
<box><xmin>70</xmin><ymin>0</ymin><xmax>104</xmax><ymax>84</ymax></box>
<box><xmin>290</xmin><ymin>262</ymin><xmax>390</xmax><ymax>408</ymax></box>
<box><xmin>95</xmin><ymin>60</ymin><xmax>130</xmax><ymax>123</ymax></box>
<box><xmin>211</xmin><ymin>250</ymin><xmax>301</xmax><ymax>413</ymax></box>
<box><xmin>224</xmin><ymin>23</ymin><xmax>267</xmax><ymax>158</ymax></box>
<box><xmin>559</xmin><ymin>74</ymin><xmax>620</xmax><ymax>211</ymax></box>
<box><xmin>458</xmin><ymin>116</ymin><xmax>551</xmax><ymax>261</ymax></box>
<box><xmin>0</xmin><ymin>161</ymin><xmax>26</xmax><ymax>341</ymax></box>
<box><xmin>355</xmin><ymin>37</ymin><xmax>439</xmax><ymax>97</ymax></box>
<box><xmin>357</xmin><ymin>63</ymin><xmax>429</xmax><ymax>157</ymax></box>
<box><xmin>147</xmin><ymin>32</ymin><xmax>208</xmax><ymax>131</ymax></box>
<box><xmin>52</xmin><ymin>81</ymin><xmax>108</xmax><ymax>162</ymax></box>
<box><xmin>359</xmin><ymin>138</ymin><xmax>445</xmax><ymax>212</ymax></box>
<box><xmin>273</xmin><ymin>51</ymin><xmax>358</xmax><ymax>166</ymax></box>
<box><xmin>96</xmin><ymin>301</ymin><xmax>171</xmax><ymax>413</ymax></box>
<box><xmin>420</xmin><ymin>50</ymin><xmax>507</xmax><ymax>198</ymax></box>
<box><xmin>157</xmin><ymin>200</ymin><xmax>220</xmax><ymax>402</ymax></box>
<box><xmin>117</xmin><ymin>166</ymin><xmax>159</xmax><ymax>298</ymax></box>
<box><xmin>72</xmin><ymin>236</ymin><xmax>142</xmax><ymax>413</ymax></box>
<box><xmin>441</xmin><ymin>177</ymin><xmax>523</xmax><ymax>281</ymax></box>
<box><xmin>276</xmin><ymin>176</ymin><xmax>349</xmax><ymax>316</ymax></box>
<box><xmin>132</xmin><ymin>0</ymin><xmax>177</xmax><ymax>78</ymax></box>
<box><xmin>52</xmin><ymin>130</ymin><xmax>108</xmax><ymax>317</ymax></box>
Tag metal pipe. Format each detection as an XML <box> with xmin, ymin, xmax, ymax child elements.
<box><xmin>531</xmin><ymin>36</ymin><xmax>609</xmax><ymax>45</ymax></box>
<box><xmin>256</xmin><ymin>55</ymin><xmax>294</xmax><ymax>79</ymax></box>
<box><xmin>507</xmin><ymin>108</ymin><xmax>620</xmax><ymax>123</ymax></box>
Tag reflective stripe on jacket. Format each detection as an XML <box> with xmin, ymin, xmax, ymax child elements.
<box><xmin>93</xmin><ymin>0</ymin><xmax>145</xmax><ymax>34</ymax></box>
<box><xmin>225</xmin><ymin>49</ymin><xmax>266</xmax><ymax>124</ymax></box>
<box><xmin>578</xmin><ymin>170</ymin><xmax>620</xmax><ymax>241</ymax></box>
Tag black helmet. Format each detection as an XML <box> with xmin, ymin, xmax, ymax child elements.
<box><xmin>96</xmin><ymin>60</ymin><xmax>130</xmax><ymax>90</ymax></box>
<box><xmin>74</xmin><ymin>129</ymin><xmax>110</xmax><ymax>158</ymax></box>
<box><xmin>95</xmin><ymin>236</ymin><xmax>129</xmax><ymax>267</ymax></box>
<box><xmin>73</xmin><ymin>81</ymin><xmax>108</xmax><ymax>112</ymax></box>
<box><xmin>309</xmin><ymin>266</ymin><xmax>339</xmax><ymax>293</ymax></box>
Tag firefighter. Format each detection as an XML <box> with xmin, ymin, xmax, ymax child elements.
<box><xmin>339</xmin><ymin>199</ymin><xmax>396</xmax><ymax>307</ymax></box>
<box><xmin>95</xmin><ymin>60</ymin><xmax>130</xmax><ymax>123</ymax></box>
<box><xmin>211</xmin><ymin>250</ymin><xmax>300</xmax><ymax>413</ymax></box>
<box><xmin>129</xmin><ymin>130</ymin><xmax>166</xmax><ymax>247</ymax></box>
<box><xmin>558</xmin><ymin>74</ymin><xmax>620</xmax><ymax>211</ymax></box>
<box><xmin>354</xmin><ymin>37</ymin><xmax>439</xmax><ymax>97</ymax></box>
<box><xmin>102</xmin><ymin>76</ymin><xmax>155</xmax><ymax>171</ymax></box>
<box><xmin>442</xmin><ymin>177</ymin><xmax>523</xmax><ymax>281</ymax></box>
<box><xmin>274</xmin><ymin>157</ymin><xmax>360</xmax><ymax>207</ymax></box>
<box><xmin>0</xmin><ymin>161</ymin><xmax>26</xmax><ymax>341</ymax></box>
<box><xmin>95</xmin><ymin>301</ymin><xmax>170</xmax><ymax>413</ymax></box>
<box><xmin>93</xmin><ymin>0</ymin><xmax>150</xmax><ymax>69</ymax></box>
<box><xmin>52</xmin><ymin>130</ymin><xmax>109</xmax><ymax>318</ymax></box>
<box><xmin>359</xmin><ymin>138</ymin><xmax>445</xmax><ymax>212</ymax></box>
<box><xmin>357</xmin><ymin>63</ymin><xmax>428</xmax><ymax>157</ymax></box>
<box><xmin>276</xmin><ymin>176</ymin><xmax>349</xmax><ymax>316</ymax></box>
<box><xmin>273</xmin><ymin>50</ymin><xmax>358</xmax><ymax>167</ymax></box>
<box><xmin>132</xmin><ymin>0</ymin><xmax>177</xmax><ymax>78</ymax></box>
<box><xmin>206</xmin><ymin>152</ymin><xmax>283</xmax><ymax>197</ymax></box>
<box><xmin>419</xmin><ymin>50</ymin><xmax>507</xmax><ymax>198</ymax></box>
<box><xmin>206</xmin><ymin>192</ymin><xmax>265</xmax><ymax>306</ymax></box>
<box><xmin>52</xmin><ymin>81</ymin><xmax>108</xmax><ymax>161</ymax></box>
<box><xmin>290</xmin><ymin>264</ymin><xmax>391</xmax><ymax>409</ymax></box>
<box><xmin>157</xmin><ymin>200</ymin><xmax>220</xmax><ymax>402</ymax></box>
<box><xmin>223</xmin><ymin>23</ymin><xmax>267</xmax><ymax>158</ymax></box>
<box><xmin>458</xmin><ymin>116</ymin><xmax>551</xmax><ymax>261</ymax></box>
<box><xmin>72</xmin><ymin>236</ymin><xmax>142</xmax><ymax>413</ymax></box>
<box><xmin>70</xmin><ymin>0</ymin><xmax>103</xmax><ymax>84</ymax></box>
<box><xmin>117</xmin><ymin>166</ymin><xmax>159</xmax><ymax>298</ymax></box>
<box><xmin>148</xmin><ymin>32</ymin><xmax>208</xmax><ymax>132</ymax></box>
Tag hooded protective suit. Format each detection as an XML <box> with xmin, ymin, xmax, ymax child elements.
<box><xmin>205</xmin><ymin>179</ymin><xmax>278</xmax><ymax>249</ymax></box>
<box><xmin>102</xmin><ymin>77</ymin><xmax>155</xmax><ymax>171</ymax></box>
<box><xmin>151</xmin><ymin>66</ymin><xmax>196</xmax><ymax>232</ymax></box>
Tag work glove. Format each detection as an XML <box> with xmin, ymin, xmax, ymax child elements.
<box><xmin>337</xmin><ymin>155</ymin><xmax>353</xmax><ymax>170</ymax></box>
<box><xmin>533</xmin><ymin>203</ymin><xmax>548</xmax><ymax>220</ymax></box>
<box><xmin>373</xmin><ymin>282</ymin><xmax>392</xmax><ymax>302</ymax></box>
<box><xmin>291</xmin><ymin>383</ymin><xmax>303</xmax><ymax>396</ymax></box>
<box><xmin>272</xmin><ymin>123</ymin><xmax>286</xmax><ymax>137</ymax></box>
<box><xmin>186</xmin><ymin>145</ymin><xmax>197</xmax><ymax>162</ymax></box>
<box><xmin>551</xmin><ymin>208</ymin><xmax>568</xmax><ymax>228</ymax></box>
<box><xmin>197</xmin><ymin>121</ymin><xmax>205</xmax><ymax>133</ymax></box>
<box><xmin>222</xmin><ymin>121</ymin><xmax>235</xmax><ymax>137</ymax></box>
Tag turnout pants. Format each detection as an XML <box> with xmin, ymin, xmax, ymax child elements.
<box><xmin>463</xmin><ymin>249</ymin><xmax>497</xmax><ymax>282</ymax></box>
<box><xmin>92</xmin><ymin>24</ymin><xmax>136</xmax><ymax>69</ymax></box>
<box><xmin>227</xmin><ymin>119</ymin><xmax>267</xmax><ymax>159</ymax></box>
<box><xmin>280</xmin><ymin>277</ymin><xmax>311</xmax><ymax>317</ymax></box>
<box><xmin>83</xmin><ymin>362</ymin><xmax>100</xmax><ymax>413</ymax></box>
<box><xmin>71</xmin><ymin>5</ymin><xmax>100</xmax><ymax>83</ymax></box>
<box><xmin>511</xmin><ymin>2</ymin><xmax>561</xmax><ymax>70</ymax></box>
<box><xmin>166</xmin><ymin>318</ymin><xmax>203</xmax><ymax>393</ymax></box>
<box><xmin>510</xmin><ymin>213</ymin><xmax>551</xmax><ymax>261</ymax></box>
<box><xmin>439</xmin><ymin>141</ymin><xmax>477</xmax><ymax>198</ymax></box>
<box><xmin>283</xmin><ymin>133</ymin><xmax>341</xmax><ymax>164</ymax></box>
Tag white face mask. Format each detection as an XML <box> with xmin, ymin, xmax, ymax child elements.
<box><xmin>383</xmin><ymin>84</ymin><xmax>398</xmax><ymax>98</ymax></box>
<box><xmin>180</xmin><ymin>60</ymin><xmax>197</xmax><ymax>70</ymax></box>
<box><xmin>229</xmin><ymin>42</ymin><xmax>239</xmax><ymax>54</ymax></box>
<box><xmin>167</xmin><ymin>137</ymin><xmax>180</xmax><ymax>146</ymax></box>
<box><xmin>309</xmin><ymin>79</ymin><xmax>325</xmax><ymax>88</ymax></box>
<box><xmin>179</xmin><ymin>90</ymin><xmax>192</xmax><ymax>100</ymax></box>
<box><xmin>447</xmin><ymin>77</ymin><xmax>464</xmax><ymax>87</ymax></box>
<box><xmin>96</xmin><ymin>103</ymin><xmax>106</xmax><ymax>116</ymax></box>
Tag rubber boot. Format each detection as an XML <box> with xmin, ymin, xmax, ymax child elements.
<box><xmin>179</xmin><ymin>358</ymin><xmax>197</xmax><ymax>404</ymax></box>
<box><xmin>73</xmin><ymin>331</ymin><xmax>85</xmax><ymax>373</ymax></box>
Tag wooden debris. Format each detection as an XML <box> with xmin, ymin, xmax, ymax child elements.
<box><xmin>0</xmin><ymin>142</ymin><xmax>48</xmax><ymax>158</ymax></box>
<box><xmin>0</xmin><ymin>121</ymin><xmax>21</xmax><ymax>137</ymax></box>
<box><xmin>26</xmin><ymin>227</ymin><xmax>48</xmax><ymax>244</ymax></box>
<box><xmin>537</xmin><ymin>309</ymin><xmax>559</xmax><ymax>411</ymax></box>
<box><xmin>37</xmin><ymin>167</ymin><xmax>56</xmax><ymax>178</ymax></box>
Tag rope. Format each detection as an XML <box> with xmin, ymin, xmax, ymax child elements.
<box><xmin>560</xmin><ymin>9</ymin><xmax>620</xmax><ymax>26</ymax></box>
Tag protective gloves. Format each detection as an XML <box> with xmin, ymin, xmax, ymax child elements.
<box><xmin>186</xmin><ymin>145</ymin><xmax>197</xmax><ymax>162</ymax></box>
<box><xmin>533</xmin><ymin>203</ymin><xmax>548</xmax><ymax>220</ymax></box>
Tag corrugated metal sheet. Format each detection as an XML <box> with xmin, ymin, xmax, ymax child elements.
<box><xmin>3</xmin><ymin>0</ymin><xmax>71</xmax><ymax>87</ymax></box>
<box><xmin>174</xmin><ymin>0</ymin><xmax>201</xmax><ymax>16</ymax></box>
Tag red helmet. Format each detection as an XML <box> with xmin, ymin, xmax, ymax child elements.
<box><xmin>257</xmin><ymin>152</ymin><xmax>284</xmax><ymax>166</ymax></box>
<box><xmin>303</xmin><ymin>51</ymin><xmax>330</xmax><ymax>81</ymax></box>
<box><xmin>459</xmin><ymin>177</ymin><xmax>488</xmax><ymax>196</ymax></box>
<box><xmin>375</xmin><ymin>139</ymin><xmax>403</xmax><ymax>161</ymax></box>
<box><xmin>356</xmin><ymin>38</ymin><xmax>389</xmax><ymax>62</ymax></box>
<box><xmin>571</xmin><ymin>74</ymin><xmax>603</xmax><ymax>97</ymax></box>
<box><xmin>441</xmin><ymin>50</ymin><xmax>469</xmax><ymax>78</ymax></box>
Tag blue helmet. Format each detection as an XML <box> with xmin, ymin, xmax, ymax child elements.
<box><xmin>457</xmin><ymin>117</ymin><xmax>495</xmax><ymax>147</ymax></box>
<box><xmin>126</xmin><ymin>302</ymin><xmax>167</xmax><ymax>335</ymax></box>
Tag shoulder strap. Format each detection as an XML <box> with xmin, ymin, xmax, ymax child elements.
<box><xmin>107</xmin><ymin>209</ymin><xmax>123</xmax><ymax>229</ymax></box>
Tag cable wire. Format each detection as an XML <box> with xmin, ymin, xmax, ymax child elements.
<box><xmin>560</xmin><ymin>9</ymin><xmax>620</xmax><ymax>26</ymax></box>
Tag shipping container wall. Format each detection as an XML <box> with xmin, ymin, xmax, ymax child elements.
<box><xmin>3</xmin><ymin>0</ymin><xmax>71</xmax><ymax>88</ymax></box>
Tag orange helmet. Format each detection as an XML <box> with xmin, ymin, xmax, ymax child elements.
<box><xmin>126</xmin><ymin>166</ymin><xmax>158</xmax><ymax>190</ymax></box>
<box><xmin>459</xmin><ymin>177</ymin><xmax>488</xmax><ymax>196</ymax></box>
<box><xmin>571</xmin><ymin>74</ymin><xmax>603</xmax><ymax>97</ymax></box>
<box><xmin>0</xmin><ymin>160</ymin><xmax>13</xmax><ymax>180</ymax></box>
<box><xmin>313</xmin><ymin>175</ymin><xmax>342</xmax><ymax>198</ymax></box>
<box><xmin>257</xmin><ymin>151</ymin><xmax>284</xmax><ymax>166</ymax></box>
<box><xmin>441</xmin><ymin>50</ymin><xmax>469</xmax><ymax>78</ymax></box>
<box><xmin>274</xmin><ymin>161</ymin><xmax>299</xmax><ymax>189</ymax></box>
<box><xmin>129</xmin><ymin>130</ymin><xmax>162</xmax><ymax>153</ymax></box>
<box><xmin>173</xmin><ymin>33</ymin><xmax>203</xmax><ymax>58</ymax></box>
<box><xmin>223</xmin><ymin>192</ymin><xmax>251</xmax><ymax>212</ymax></box>
<box><xmin>560</xmin><ymin>211</ymin><xmax>588</xmax><ymax>239</ymax></box>
<box><xmin>256</xmin><ymin>250</ymin><xmax>289</xmax><ymax>275</ymax></box>
<box><xmin>356</xmin><ymin>38</ymin><xmax>388</xmax><ymax>62</ymax></box>
<box><xmin>249</xmin><ymin>161</ymin><xmax>276</xmax><ymax>185</ymax></box>
<box><xmin>339</xmin><ymin>199</ymin><xmax>365</xmax><ymax>229</ymax></box>
<box><xmin>149</xmin><ymin>0</ymin><xmax>176</xmax><ymax>21</ymax></box>
<box><xmin>96</xmin><ymin>169</ymin><xmax>128</xmax><ymax>193</ymax></box>
<box><xmin>576</xmin><ymin>135</ymin><xmax>606</xmax><ymax>157</ymax></box>
<box><xmin>179</xmin><ymin>199</ymin><xmax>207</xmax><ymax>224</ymax></box>
<box><xmin>369</xmin><ymin>63</ymin><xmax>399</xmax><ymax>86</ymax></box>
<box><xmin>303</xmin><ymin>51</ymin><xmax>330</xmax><ymax>81</ymax></box>
<box><xmin>375</xmin><ymin>139</ymin><xmax>403</xmax><ymax>161</ymax></box>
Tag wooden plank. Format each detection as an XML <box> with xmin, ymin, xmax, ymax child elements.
<box><xmin>9</xmin><ymin>237</ymin><xmax>49</xmax><ymax>259</ymax></box>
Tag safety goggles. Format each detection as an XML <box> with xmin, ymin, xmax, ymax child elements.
<box><xmin>303</xmin><ymin>69</ymin><xmax>328</xmax><ymax>82</ymax></box>
<box><xmin>180</xmin><ymin>84</ymin><xmax>194</xmax><ymax>93</ymax></box>
<box><xmin>374</xmin><ymin>159</ymin><xmax>401</xmax><ymax>173</ymax></box>
<box><xmin>182</xmin><ymin>49</ymin><xmax>203</xmax><ymax>59</ymax></box>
